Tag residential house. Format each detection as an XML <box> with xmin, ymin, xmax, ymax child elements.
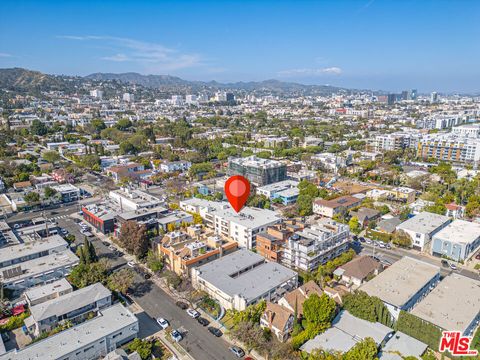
<box><xmin>334</xmin><ymin>255</ymin><xmax>382</xmax><ymax>287</ymax></box>
<box><xmin>260</xmin><ymin>302</ymin><xmax>294</xmax><ymax>342</ymax></box>
<box><xmin>313</xmin><ymin>196</ymin><xmax>362</xmax><ymax>218</ymax></box>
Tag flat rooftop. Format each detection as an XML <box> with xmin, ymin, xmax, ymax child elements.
<box><xmin>24</xmin><ymin>278</ymin><xmax>72</xmax><ymax>303</ymax></box>
<box><xmin>30</xmin><ymin>283</ymin><xmax>111</xmax><ymax>322</ymax></box>
<box><xmin>195</xmin><ymin>249</ymin><xmax>297</xmax><ymax>302</ymax></box>
<box><xmin>229</xmin><ymin>155</ymin><xmax>285</xmax><ymax>169</ymax></box>
<box><xmin>256</xmin><ymin>180</ymin><xmax>299</xmax><ymax>193</ymax></box>
<box><xmin>359</xmin><ymin>257</ymin><xmax>439</xmax><ymax>307</ymax></box>
<box><xmin>181</xmin><ymin>198</ymin><xmax>281</xmax><ymax>229</ymax></box>
<box><xmin>301</xmin><ymin>310</ymin><xmax>392</xmax><ymax>354</ymax></box>
<box><xmin>433</xmin><ymin>220</ymin><xmax>480</xmax><ymax>245</ymax></box>
<box><xmin>410</xmin><ymin>274</ymin><xmax>480</xmax><ymax>333</ymax></box>
<box><xmin>0</xmin><ymin>235</ymin><xmax>67</xmax><ymax>266</ymax></box>
<box><xmin>1</xmin><ymin>250</ymin><xmax>79</xmax><ymax>284</ymax></box>
<box><xmin>396</xmin><ymin>211</ymin><xmax>450</xmax><ymax>235</ymax></box>
<box><xmin>0</xmin><ymin>304</ymin><xmax>137</xmax><ymax>360</ymax></box>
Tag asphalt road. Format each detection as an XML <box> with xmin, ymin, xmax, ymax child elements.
<box><xmin>56</xmin><ymin>217</ymin><xmax>237</xmax><ymax>360</ymax></box>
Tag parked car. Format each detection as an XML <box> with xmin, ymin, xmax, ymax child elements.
<box><xmin>175</xmin><ymin>301</ymin><xmax>188</xmax><ymax>310</ymax></box>
<box><xmin>156</xmin><ymin>317</ymin><xmax>169</xmax><ymax>329</ymax></box>
<box><xmin>187</xmin><ymin>308</ymin><xmax>200</xmax><ymax>319</ymax></box>
<box><xmin>127</xmin><ymin>261</ymin><xmax>136</xmax><ymax>268</ymax></box>
<box><xmin>450</xmin><ymin>263</ymin><xmax>458</xmax><ymax>271</ymax></box>
<box><xmin>229</xmin><ymin>346</ymin><xmax>245</xmax><ymax>358</ymax></box>
<box><xmin>476</xmin><ymin>253</ymin><xmax>480</xmax><ymax>260</ymax></box>
<box><xmin>385</xmin><ymin>243</ymin><xmax>391</xmax><ymax>249</ymax></box>
<box><xmin>171</xmin><ymin>329</ymin><xmax>183</xmax><ymax>342</ymax></box>
<box><xmin>365</xmin><ymin>238</ymin><xmax>372</xmax><ymax>244</ymax></box>
<box><xmin>197</xmin><ymin>317</ymin><xmax>209</xmax><ymax>326</ymax></box>
<box><xmin>144</xmin><ymin>273</ymin><xmax>151</xmax><ymax>280</ymax></box>
<box><xmin>441</xmin><ymin>259</ymin><xmax>449</xmax><ymax>268</ymax></box>
<box><xmin>208</xmin><ymin>326</ymin><xmax>223</xmax><ymax>337</ymax></box>
<box><xmin>359</xmin><ymin>237</ymin><xmax>365</xmax><ymax>243</ymax></box>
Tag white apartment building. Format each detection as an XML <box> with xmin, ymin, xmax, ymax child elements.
<box><xmin>452</xmin><ymin>124</ymin><xmax>480</xmax><ymax>138</ymax></box>
<box><xmin>395</xmin><ymin>212</ymin><xmax>451</xmax><ymax>251</ymax></box>
<box><xmin>159</xmin><ymin>160</ymin><xmax>192</xmax><ymax>173</ymax></box>
<box><xmin>282</xmin><ymin>219</ymin><xmax>350</xmax><ymax>272</ymax></box>
<box><xmin>0</xmin><ymin>304</ymin><xmax>138</xmax><ymax>360</ymax></box>
<box><xmin>180</xmin><ymin>198</ymin><xmax>281</xmax><ymax>249</ymax></box>
<box><xmin>374</xmin><ymin>132</ymin><xmax>419</xmax><ymax>152</ymax></box>
<box><xmin>311</xmin><ymin>152</ymin><xmax>352</xmax><ymax>172</ymax></box>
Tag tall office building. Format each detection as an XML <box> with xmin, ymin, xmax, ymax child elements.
<box><xmin>411</xmin><ymin>89</ymin><xmax>418</xmax><ymax>100</ymax></box>
<box><xmin>430</xmin><ymin>92</ymin><xmax>438</xmax><ymax>103</ymax></box>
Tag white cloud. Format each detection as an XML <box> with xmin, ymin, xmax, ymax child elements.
<box><xmin>278</xmin><ymin>67</ymin><xmax>343</xmax><ymax>77</ymax></box>
<box><xmin>57</xmin><ymin>35</ymin><xmax>203</xmax><ymax>71</ymax></box>
<box><xmin>0</xmin><ymin>53</ymin><xmax>12</xmax><ymax>58</ymax></box>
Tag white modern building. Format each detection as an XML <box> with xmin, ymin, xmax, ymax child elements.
<box><xmin>0</xmin><ymin>304</ymin><xmax>138</xmax><ymax>360</ymax></box>
<box><xmin>180</xmin><ymin>198</ymin><xmax>281</xmax><ymax>249</ymax></box>
<box><xmin>395</xmin><ymin>212</ymin><xmax>451</xmax><ymax>251</ymax></box>
<box><xmin>122</xmin><ymin>93</ymin><xmax>134</xmax><ymax>102</ymax></box>
<box><xmin>25</xmin><ymin>283</ymin><xmax>112</xmax><ymax>336</ymax></box>
<box><xmin>256</xmin><ymin>180</ymin><xmax>299</xmax><ymax>205</ymax></box>
<box><xmin>192</xmin><ymin>249</ymin><xmax>298</xmax><ymax>311</ymax></box>
<box><xmin>431</xmin><ymin>220</ymin><xmax>480</xmax><ymax>261</ymax></box>
<box><xmin>282</xmin><ymin>219</ymin><xmax>350</xmax><ymax>272</ymax></box>
<box><xmin>109</xmin><ymin>187</ymin><xmax>163</xmax><ymax>211</ymax></box>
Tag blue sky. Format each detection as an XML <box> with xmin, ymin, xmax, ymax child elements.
<box><xmin>0</xmin><ymin>0</ymin><xmax>479</xmax><ymax>92</ymax></box>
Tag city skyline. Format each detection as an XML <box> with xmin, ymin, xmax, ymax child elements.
<box><xmin>1</xmin><ymin>0</ymin><xmax>479</xmax><ymax>93</ymax></box>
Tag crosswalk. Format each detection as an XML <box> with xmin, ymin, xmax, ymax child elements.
<box><xmin>47</xmin><ymin>214</ymin><xmax>70</xmax><ymax>221</ymax></box>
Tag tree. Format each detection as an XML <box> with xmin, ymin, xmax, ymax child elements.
<box><xmin>303</xmin><ymin>293</ymin><xmax>336</xmax><ymax>328</ymax></box>
<box><xmin>116</xmin><ymin>118</ymin><xmax>133</xmax><ymax>130</ymax></box>
<box><xmin>297</xmin><ymin>180</ymin><xmax>322</xmax><ymax>216</ymax></box>
<box><xmin>68</xmin><ymin>260</ymin><xmax>109</xmax><ymax>288</ymax></box>
<box><xmin>118</xmin><ymin>221</ymin><xmax>149</xmax><ymax>258</ymax></box>
<box><xmin>344</xmin><ymin>337</ymin><xmax>378</xmax><ymax>360</ymax></box>
<box><xmin>342</xmin><ymin>291</ymin><xmax>393</xmax><ymax>327</ymax></box>
<box><xmin>30</xmin><ymin>119</ymin><xmax>48</xmax><ymax>136</ymax></box>
<box><xmin>42</xmin><ymin>150</ymin><xmax>60</xmax><ymax>163</ymax></box>
<box><xmin>146</xmin><ymin>250</ymin><xmax>163</xmax><ymax>272</ymax></box>
<box><xmin>128</xmin><ymin>338</ymin><xmax>153</xmax><ymax>360</ymax></box>
<box><xmin>392</xmin><ymin>229</ymin><xmax>412</xmax><ymax>248</ymax></box>
<box><xmin>348</xmin><ymin>216</ymin><xmax>361</xmax><ymax>234</ymax></box>
<box><xmin>24</xmin><ymin>191</ymin><xmax>40</xmax><ymax>204</ymax></box>
<box><xmin>107</xmin><ymin>268</ymin><xmax>134</xmax><ymax>294</ymax></box>
<box><xmin>43</xmin><ymin>186</ymin><xmax>57</xmax><ymax>199</ymax></box>
<box><xmin>90</xmin><ymin>119</ymin><xmax>106</xmax><ymax>133</ymax></box>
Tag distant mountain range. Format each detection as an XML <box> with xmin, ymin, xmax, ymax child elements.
<box><xmin>0</xmin><ymin>67</ymin><xmax>358</xmax><ymax>96</ymax></box>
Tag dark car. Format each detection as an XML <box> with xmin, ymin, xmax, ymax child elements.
<box><xmin>197</xmin><ymin>317</ymin><xmax>209</xmax><ymax>326</ymax></box>
<box><xmin>441</xmin><ymin>259</ymin><xmax>449</xmax><ymax>267</ymax></box>
<box><xmin>208</xmin><ymin>326</ymin><xmax>223</xmax><ymax>337</ymax></box>
<box><xmin>176</xmin><ymin>301</ymin><xmax>188</xmax><ymax>310</ymax></box>
<box><xmin>476</xmin><ymin>253</ymin><xmax>480</xmax><ymax>260</ymax></box>
<box><xmin>144</xmin><ymin>273</ymin><xmax>151</xmax><ymax>280</ymax></box>
<box><xmin>359</xmin><ymin>237</ymin><xmax>366</xmax><ymax>243</ymax></box>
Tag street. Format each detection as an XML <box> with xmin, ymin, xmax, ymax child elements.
<box><xmin>56</xmin><ymin>215</ymin><xmax>238</xmax><ymax>360</ymax></box>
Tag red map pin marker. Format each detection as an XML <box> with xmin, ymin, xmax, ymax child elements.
<box><xmin>225</xmin><ymin>175</ymin><xmax>251</xmax><ymax>213</ymax></box>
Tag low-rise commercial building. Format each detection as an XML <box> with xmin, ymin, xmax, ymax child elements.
<box><xmin>256</xmin><ymin>180</ymin><xmax>299</xmax><ymax>205</ymax></box>
<box><xmin>431</xmin><ymin>220</ymin><xmax>480</xmax><ymax>261</ymax></box>
<box><xmin>192</xmin><ymin>249</ymin><xmax>298</xmax><ymax>311</ymax></box>
<box><xmin>360</xmin><ymin>257</ymin><xmax>440</xmax><ymax>320</ymax></box>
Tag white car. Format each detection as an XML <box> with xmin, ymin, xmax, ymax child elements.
<box><xmin>156</xmin><ymin>317</ymin><xmax>169</xmax><ymax>329</ymax></box>
<box><xmin>127</xmin><ymin>261</ymin><xmax>136</xmax><ymax>268</ymax></box>
<box><xmin>171</xmin><ymin>329</ymin><xmax>183</xmax><ymax>342</ymax></box>
<box><xmin>186</xmin><ymin>308</ymin><xmax>200</xmax><ymax>318</ymax></box>
<box><xmin>450</xmin><ymin>263</ymin><xmax>458</xmax><ymax>271</ymax></box>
